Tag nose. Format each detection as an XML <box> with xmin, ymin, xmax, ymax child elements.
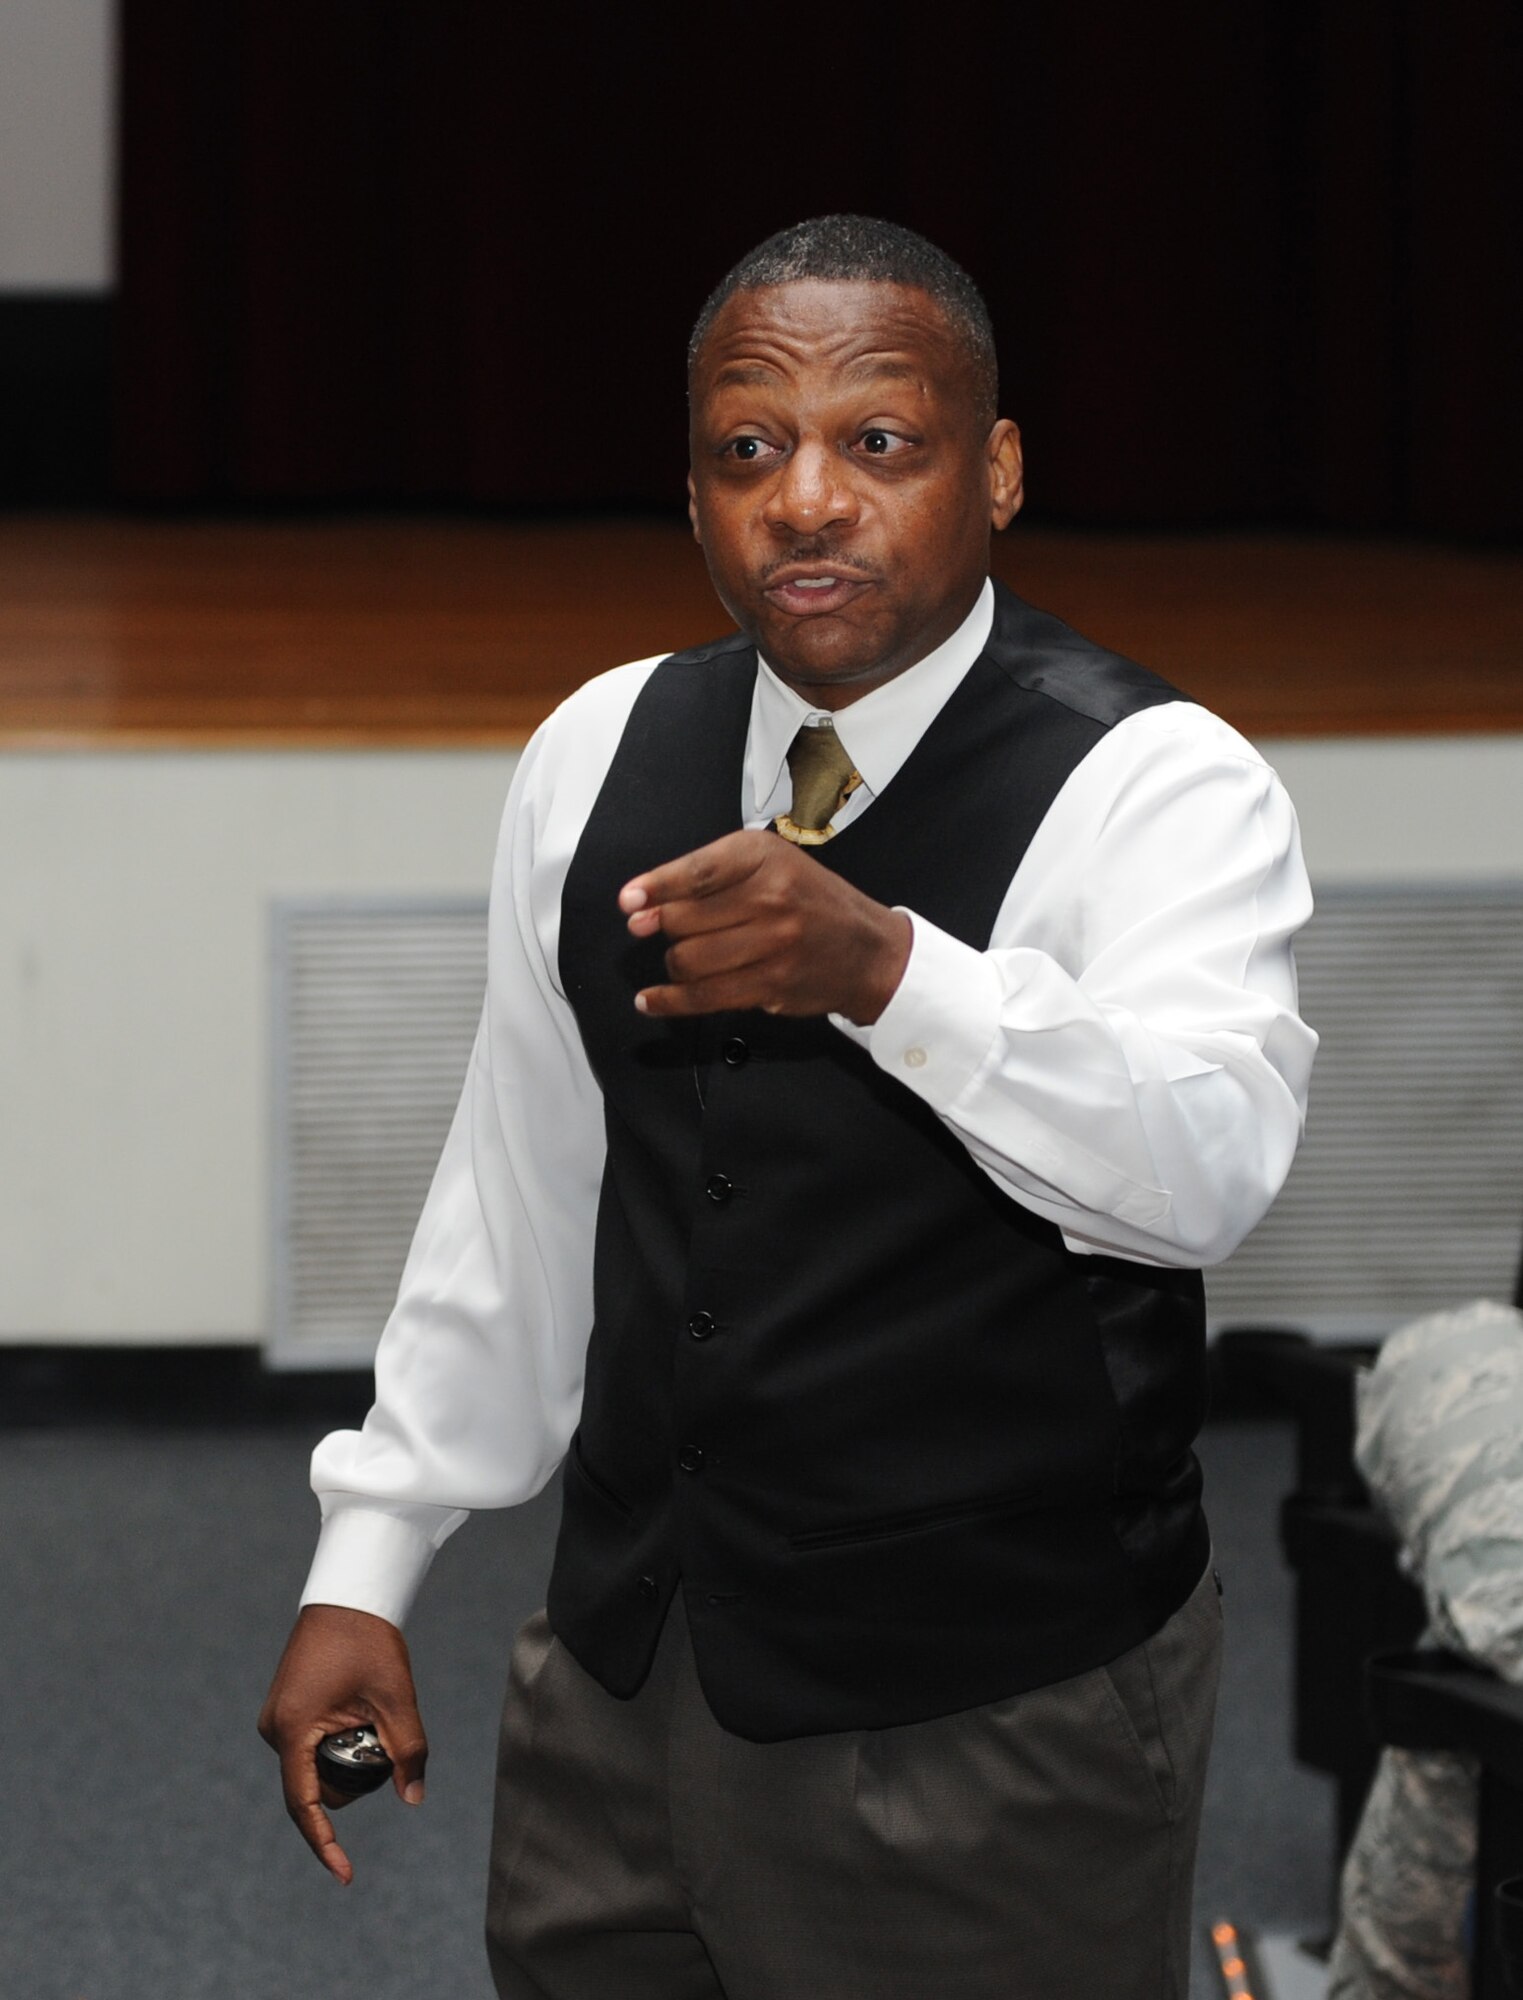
<box><xmin>762</xmin><ymin>440</ymin><xmax>859</xmax><ymax>536</ymax></box>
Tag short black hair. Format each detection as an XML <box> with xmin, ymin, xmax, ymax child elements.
<box><xmin>688</xmin><ymin>215</ymin><xmax>998</xmax><ymax>432</ymax></box>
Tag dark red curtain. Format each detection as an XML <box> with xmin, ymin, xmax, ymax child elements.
<box><xmin>115</xmin><ymin>1</ymin><xmax>1523</xmax><ymax>538</ymax></box>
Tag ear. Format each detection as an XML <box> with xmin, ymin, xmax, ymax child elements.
<box><xmin>986</xmin><ymin>420</ymin><xmax>1024</xmax><ymax>531</ymax></box>
<box><xmin>686</xmin><ymin>471</ymin><xmax>702</xmax><ymax>546</ymax></box>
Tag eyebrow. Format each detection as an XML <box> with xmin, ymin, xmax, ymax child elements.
<box><xmin>711</xmin><ymin>364</ymin><xmax>779</xmax><ymax>389</ymax></box>
<box><xmin>709</xmin><ymin>357</ymin><xmax>925</xmax><ymax>392</ymax></box>
<box><xmin>845</xmin><ymin>358</ymin><xmax>922</xmax><ymax>386</ymax></box>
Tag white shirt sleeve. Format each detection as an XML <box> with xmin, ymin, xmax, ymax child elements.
<box><xmin>300</xmin><ymin>661</ymin><xmax>663</xmax><ymax>1627</ymax></box>
<box><xmin>835</xmin><ymin>703</ymin><xmax>1317</xmax><ymax>1267</ymax></box>
<box><xmin>301</xmin><ymin>673</ymin><xmax>1315</xmax><ymax>1626</ymax></box>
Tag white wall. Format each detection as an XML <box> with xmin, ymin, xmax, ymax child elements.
<box><xmin>2</xmin><ymin>734</ymin><xmax>1521</xmax><ymax>1345</ymax></box>
<box><xmin>0</xmin><ymin>0</ymin><xmax>117</xmax><ymax>289</ymax></box>
<box><xmin>1269</xmin><ymin>737</ymin><xmax>1523</xmax><ymax>885</ymax></box>
<box><xmin>0</xmin><ymin>751</ymin><xmax>517</xmax><ymax>1340</ymax></box>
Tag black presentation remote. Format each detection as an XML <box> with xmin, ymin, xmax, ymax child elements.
<box><xmin>317</xmin><ymin>1724</ymin><xmax>394</xmax><ymax>1797</ymax></box>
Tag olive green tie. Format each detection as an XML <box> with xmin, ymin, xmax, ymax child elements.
<box><xmin>774</xmin><ymin>721</ymin><xmax>862</xmax><ymax>847</ymax></box>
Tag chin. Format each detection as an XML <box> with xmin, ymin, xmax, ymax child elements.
<box><xmin>760</xmin><ymin>623</ymin><xmax>886</xmax><ymax>684</ymax></box>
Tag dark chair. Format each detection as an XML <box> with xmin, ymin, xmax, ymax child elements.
<box><xmin>1215</xmin><ymin>1229</ymin><xmax>1523</xmax><ymax>1990</ymax></box>
<box><xmin>1366</xmin><ymin>1650</ymin><xmax>1523</xmax><ymax>1997</ymax></box>
<box><xmin>1214</xmin><ymin>1328</ymin><xmax>1425</xmax><ymax>1904</ymax></box>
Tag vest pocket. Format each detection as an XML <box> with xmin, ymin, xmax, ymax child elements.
<box><xmin>786</xmin><ymin>1485</ymin><xmax>1041</xmax><ymax>1554</ymax></box>
<box><xmin>568</xmin><ymin>1434</ymin><xmax>635</xmax><ymax>1522</ymax></box>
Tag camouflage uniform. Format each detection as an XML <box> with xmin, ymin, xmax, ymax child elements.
<box><xmin>1328</xmin><ymin>1299</ymin><xmax>1523</xmax><ymax>2000</ymax></box>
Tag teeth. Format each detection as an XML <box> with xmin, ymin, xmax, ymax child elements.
<box><xmin>792</xmin><ymin>577</ymin><xmax>837</xmax><ymax>590</ymax></box>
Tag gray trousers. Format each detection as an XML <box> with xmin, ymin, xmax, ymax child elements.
<box><xmin>486</xmin><ymin>1565</ymin><xmax>1222</xmax><ymax>1999</ymax></box>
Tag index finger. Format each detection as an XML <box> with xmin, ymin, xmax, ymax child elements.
<box><xmin>618</xmin><ymin>831</ymin><xmax>769</xmax><ymax>917</ymax></box>
<box><xmin>280</xmin><ymin>1740</ymin><xmax>355</xmax><ymax>1885</ymax></box>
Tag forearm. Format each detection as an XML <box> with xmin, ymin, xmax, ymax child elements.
<box><xmin>303</xmin><ymin>1020</ymin><xmax>601</xmax><ymax>1619</ymax></box>
<box><xmin>839</xmin><ymin>922</ymin><xmax>1305</xmax><ymax>1263</ymax></box>
<box><xmin>833</xmin><ymin>714</ymin><xmax>1317</xmax><ymax>1264</ymax></box>
<box><xmin>304</xmin><ymin>721</ymin><xmax>611</xmax><ymax>1623</ymax></box>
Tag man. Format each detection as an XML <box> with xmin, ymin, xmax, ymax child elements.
<box><xmin>261</xmin><ymin>216</ymin><xmax>1316</xmax><ymax>1998</ymax></box>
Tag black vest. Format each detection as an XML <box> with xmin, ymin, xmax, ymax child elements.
<box><xmin>547</xmin><ymin>581</ymin><xmax>1210</xmax><ymax>1741</ymax></box>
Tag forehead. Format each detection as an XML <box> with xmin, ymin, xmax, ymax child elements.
<box><xmin>692</xmin><ymin>279</ymin><xmax>972</xmax><ymax>403</ymax></box>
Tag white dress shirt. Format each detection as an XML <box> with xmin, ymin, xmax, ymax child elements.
<box><xmin>302</xmin><ymin>580</ymin><xmax>1316</xmax><ymax>1628</ymax></box>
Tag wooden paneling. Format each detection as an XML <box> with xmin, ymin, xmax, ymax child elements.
<box><xmin>2</xmin><ymin>517</ymin><xmax>1520</xmax><ymax>747</ymax></box>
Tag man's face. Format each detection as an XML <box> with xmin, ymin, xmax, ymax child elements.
<box><xmin>687</xmin><ymin>279</ymin><xmax>1023</xmax><ymax>708</ymax></box>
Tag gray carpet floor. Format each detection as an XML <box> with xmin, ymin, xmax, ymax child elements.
<box><xmin>0</xmin><ymin>1417</ymin><xmax>1332</xmax><ymax>1998</ymax></box>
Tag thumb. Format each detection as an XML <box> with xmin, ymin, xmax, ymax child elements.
<box><xmin>375</xmin><ymin>1702</ymin><xmax>428</xmax><ymax>1806</ymax></box>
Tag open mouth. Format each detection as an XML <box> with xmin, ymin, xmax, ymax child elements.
<box><xmin>763</xmin><ymin>572</ymin><xmax>871</xmax><ymax>616</ymax></box>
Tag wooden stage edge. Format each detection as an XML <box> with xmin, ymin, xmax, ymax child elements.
<box><xmin>2</xmin><ymin>516</ymin><xmax>1521</xmax><ymax>748</ymax></box>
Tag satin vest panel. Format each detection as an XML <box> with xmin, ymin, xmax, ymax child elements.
<box><xmin>548</xmin><ymin>581</ymin><xmax>1210</xmax><ymax>1740</ymax></box>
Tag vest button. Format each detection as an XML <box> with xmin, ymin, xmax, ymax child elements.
<box><xmin>705</xmin><ymin>1174</ymin><xmax>733</xmax><ymax>1205</ymax></box>
<box><xmin>721</xmin><ymin>1037</ymin><xmax>749</xmax><ymax>1067</ymax></box>
<box><xmin>678</xmin><ymin>1444</ymin><xmax>705</xmax><ymax>1474</ymax></box>
<box><xmin>637</xmin><ymin>1573</ymin><xmax>659</xmax><ymax>1602</ymax></box>
<box><xmin>687</xmin><ymin>1312</ymin><xmax>716</xmax><ymax>1340</ymax></box>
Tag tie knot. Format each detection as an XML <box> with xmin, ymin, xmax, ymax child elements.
<box><xmin>776</xmin><ymin>722</ymin><xmax>861</xmax><ymax>846</ymax></box>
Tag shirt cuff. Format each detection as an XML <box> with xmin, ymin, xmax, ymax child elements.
<box><xmin>831</xmin><ymin>910</ymin><xmax>1004</xmax><ymax>1109</ymax></box>
<box><xmin>299</xmin><ymin>1494</ymin><xmax>467</xmax><ymax>1630</ymax></box>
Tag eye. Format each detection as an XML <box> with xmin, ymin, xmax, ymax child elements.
<box><xmin>723</xmin><ymin>435</ymin><xmax>779</xmax><ymax>463</ymax></box>
<box><xmin>856</xmin><ymin>428</ymin><xmax>911</xmax><ymax>457</ymax></box>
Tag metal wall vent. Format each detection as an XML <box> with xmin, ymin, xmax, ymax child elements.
<box><xmin>269</xmin><ymin>887</ymin><xmax>1523</xmax><ymax>1361</ymax></box>
<box><xmin>1208</xmin><ymin>886</ymin><xmax>1523</xmax><ymax>1335</ymax></box>
<box><xmin>270</xmin><ymin>898</ymin><xmax>487</xmax><ymax>1367</ymax></box>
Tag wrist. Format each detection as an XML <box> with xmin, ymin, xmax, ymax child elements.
<box><xmin>846</xmin><ymin>908</ymin><xmax>913</xmax><ymax>1026</ymax></box>
<box><xmin>298</xmin><ymin>1601</ymin><xmax>404</xmax><ymax>1637</ymax></box>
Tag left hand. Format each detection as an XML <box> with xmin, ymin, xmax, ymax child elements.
<box><xmin>619</xmin><ymin>829</ymin><xmax>911</xmax><ymax>1025</ymax></box>
<box><xmin>257</xmin><ymin>1604</ymin><xmax>429</xmax><ymax>1886</ymax></box>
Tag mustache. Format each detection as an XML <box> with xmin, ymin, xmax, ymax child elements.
<box><xmin>757</xmin><ymin>548</ymin><xmax>882</xmax><ymax>585</ymax></box>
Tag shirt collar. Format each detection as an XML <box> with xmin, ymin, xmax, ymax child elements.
<box><xmin>749</xmin><ymin>578</ymin><xmax>995</xmax><ymax>814</ymax></box>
